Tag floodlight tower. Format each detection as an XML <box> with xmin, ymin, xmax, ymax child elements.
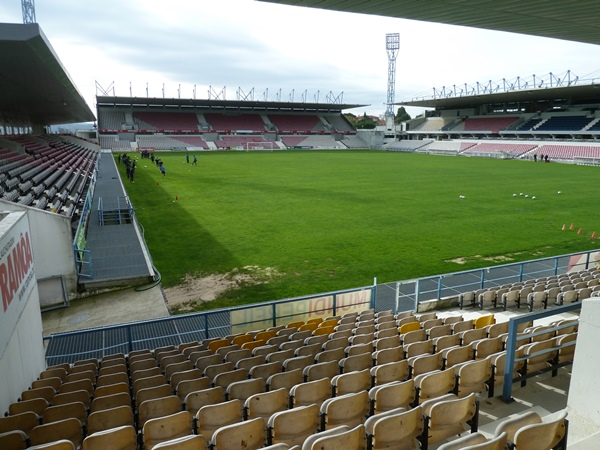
<box><xmin>22</xmin><ymin>0</ymin><xmax>36</xmax><ymax>24</ymax></box>
<box><xmin>385</xmin><ymin>33</ymin><xmax>400</xmax><ymax>130</ymax></box>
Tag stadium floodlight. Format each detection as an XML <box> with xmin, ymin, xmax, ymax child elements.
<box><xmin>22</xmin><ymin>0</ymin><xmax>36</xmax><ymax>24</ymax></box>
<box><xmin>385</xmin><ymin>33</ymin><xmax>400</xmax><ymax>120</ymax></box>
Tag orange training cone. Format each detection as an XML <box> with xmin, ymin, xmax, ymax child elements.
<box><xmin>175</xmin><ymin>195</ymin><xmax>179</xmax><ymax>201</ymax></box>
<box><xmin>570</xmin><ymin>223</ymin><xmax>575</xmax><ymax>230</ymax></box>
<box><xmin>577</xmin><ymin>228</ymin><xmax>582</xmax><ymax>235</ymax></box>
<box><xmin>592</xmin><ymin>231</ymin><xmax>597</xmax><ymax>239</ymax></box>
<box><xmin>561</xmin><ymin>224</ymin><xmax>566</xmax><ymax>231</ymax></box>
<box><xmin>157</xmin><ymin>182</ymin><xmax>160</xmax><ymax>186</ymax></box>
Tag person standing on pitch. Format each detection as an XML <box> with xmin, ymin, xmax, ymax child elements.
<box><xmin>160</xmin><ymin>164</ymin><xmax>166</xmax><ymax>177</ymax></box>
<box><xmin>186</xmin><ymin>153</ymin><xmax>190</xmax><ymax>164</ymax></box>
<box><xmin>192</xmin><ymin>155</ymin><xmax>197</xmax><ymax>166</ymax></box>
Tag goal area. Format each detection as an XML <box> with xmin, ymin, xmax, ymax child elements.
<box><xmin>245</xmin><ymin>141</ymin><xmax>275</xmax><ymax>151</ymax></box>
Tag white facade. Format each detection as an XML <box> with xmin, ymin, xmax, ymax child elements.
<box><xmin>0</xmin><ymin>211</ymin><xmax>45</xmax><ymax>414</ymax></box>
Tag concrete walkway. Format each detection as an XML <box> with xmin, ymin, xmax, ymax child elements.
<box><xmin>42</xmin><ymin>284</ymin><xmax>169</xmax><ymax>336</ymax></box>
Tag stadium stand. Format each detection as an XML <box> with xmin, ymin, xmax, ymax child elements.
<box><xmin>204</xmin><ymin>113</ymin><xmax>266</xmax><ymax>132</ymax></box>
<box><xmin>268</xmin><ymin>114</ymin><xmax>326</xmax><ymax>133</ymax></box>
<box><xmin>133</xmin><ymin>112</ymin><xmax>200</xmax><ymax>131</ymax></box>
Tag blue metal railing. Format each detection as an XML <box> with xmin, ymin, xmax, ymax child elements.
<box><xmin>502</xmin><ymin>302</ymin><xmax>581</xmax><ymax>402</ymax></box>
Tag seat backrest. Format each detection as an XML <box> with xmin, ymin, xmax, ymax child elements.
<box><xmin>29</xmin><ymin>418</ymin><xmax>83</xmax><ymax>448</ymax></box>
<box><xmin>369</xmin><ymin>379</ymin><xmax>415</xmax><ymax>414</ymax></box>
<box><xmin>368</xmin><ymin>406</ymin><xmax>423</xmax><ymax>449</ymax></box>
<box><xmin>138</xmin><ymin>395</ymin><xmax>183</xmax><ymax>427</ymax></box>
<box><xmin>307</xmin><ymin>424</ymin><xmax>366</xmax><ymax>450</ymax></box>
<box><xmin>315</xmin><ymin>348</ymin><xmax>346</xmax><ymax>364</ymax></box>
<box><xmin>304</xmin><ymin>360</ymin><xmax>339</xmax><ymax>382</ymax></box>
<box><xmin>133</xmin><ymin>374</ymin><xmax>168</xmax><ymax>396</ymax></box>
<box><xmin>249</xmin><ymin>361</ymin><xmax>282</xmax><ymax>381</ymax></box>
<box><xmin>175</xmin><ymin>377</ymin><xmax>211</xmax><ymax>401</ymax></box>
<box><xmin>82</xmin><ymin>425</ymin><xmax>137</xmax><ymax>450</ymax></box>
<box><xmin>513</xmin><ymin>410</ymin><xmax>568</xmax><ymax>450</ymax></box>
<box><xmin>8</xmin><ymin>397</ymin><xmax>48</xmax><ymax>416</ymax></box>
<box><xmin>196</xmin><ymin>399</ymin><xmax>242</xmax><ymax>441</ymax></box>
<box><xmin>442</xmin><ymin>345</ymin><xmax>473</xmax><ymax>368</ymax></box>
<box><xmin>236</xmin><ymin>355</ymin><xmax>266</xmax><ymax>371</ymax></box>
<box><xmin>21</xmin><ymin>386</ymin><xmax>56</xmax><ymax>403</ymax></box>
<box><xmin>331</xmin><ymin>369</ymin><xmax>371</xmax><ymax>396</ymax></box>
<box><xmin>184</xmin><ymin>386</ymin><xmax>225</xmax><ymax>414</ymax></box>
<box><xmin>211</xmin><ymin>417</ymin><xmax>266</xmax><ymax>450</ymax></box>
<box><xmin>194</xmin><ymin>354</ymin><xmax>222</xmax><ymax>374</ymax></box>
<box><xmin>268</xmin><ymin>404</ymin><xmax>320</xmax><ymax>447</ymax></box>
<box><xmin>494</xmin><ymin>410</ymin><xmax>541</xmax><ymax>442</ymax></box>
<box><xmin>373</xmin><ymin>347</ymin><xmax>404</xmax><ymax>366</ymax></box>
<box><xmin>87</xmin><ymin>405</ymin><xmax>134</xmax><ymax>435</ymax></box>
<box><xmin>90</xmin><ymin>391</ymin><xmax>132</xmax><ymax>413</ymax></box>
<box><xmin>226</xmin><ymin>377</ymin><xmax>265</xmax><ymax>403</ymax></box>
<box><xmin>245</xmin><ymin>388</ymin><xmax>288</xmax><ymax>421</ymax></box>
<box><xmin>204</xmin><ymin>362</ymin><xmax>234</xmax><ymax>380</ymax></box>
<box><xmin>151</xmin><ymin>434</ymin><xmax>206</xmax><ymax>450</ymax></box>
<box><xmin>339</xmin><ymin>352</ymin><xmax>373</xmax><ymax>373</ymax></box>
<box><xmin>143</xmin><ymin>411</ymin><xmax>193</xmax><ymax>450</ymax></box>
<box><xmin>0</xmin><ymin>429</ymin><xmax>27</xmax><ymax>450</ymax></box>
<box><xmin>135</xmin><ymin>384</ymin><xmax>174</xmax><ymax>410</ymax></box>
<box><xmin>266</xmin><ymin>369</ymin><xmax>304</xmax><ymax>392</ymax></box>
<box><xmin>41</xmin><ymin>401</ymin><xmax>87</xmax><ymax>426</ymax></box>
<box><xmin>409</xmin><ymin>352</ymin><xmax>443</xmax><ymax>377</ymax></box>
<box><xmin>290</xmin><ymin>377</ymin><xmax>331</xmax><ymax>407</ymax></box>
<box><xmin>213</xmin><ymin>368</ymin><xmax>249</xmax><ymax>390</ymax></box>
<box><xmin>414</xmin><ymin>369</ymin><xmax>456</xmax><ymax>403</ymax></box>
<box><xmin>456</xmin><ymin>359</ymin><xmax>492</xmax><ymax>397</ymax></box>
<box><xmin>433</xmin><ymin>334</ymin><xmax>461</xmax><ymax>353</ymax></box>
<box><xmin>170</xmin><ymin>368</ymin><xmax>203</xmax><ymax>390</ymax></box>
<box><xmin>320</xmin><ymin>391</ymin><xmax>369</xmax><ymax>430</ymax></box>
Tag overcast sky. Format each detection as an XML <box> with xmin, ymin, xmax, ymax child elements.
<box><xmin>3</xmin><ymin>0</ymin><xmax>600</xmax><ymax>119</ymax></box>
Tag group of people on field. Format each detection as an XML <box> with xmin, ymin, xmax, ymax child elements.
<box><xmin>533</xmin><ymin>153</ymin><xmax>550</xmax><ymax>162</ymax></box>
<box><xmin>118</xmin><ymin>153</ymin><xmax>136</xmax><ymax>182</ymax></box>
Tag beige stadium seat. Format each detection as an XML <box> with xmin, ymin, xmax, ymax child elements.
<box><xmin>133</xmin><ymin>374</ymin><xmax>168</xmax><ymax>396</ymax></box>
<box><xmin>265</xmin><ymin>349</ymin><xmax>294</xmax><ymax>364</ymax></box>
<box><xmin>0</xmin><ymin>429</ymin><xmax>27</xmax><ymax>450</ymax></box>
<box><xmin>187</xmin><ymin>350</ymin><xmax>213</xmax><ymax>366</ymax></box>
<box><xmin>365</xmin><ymin>406</ymin><xmax>423</xmax><ymax>450</ymax></box>
<box><xmin>280</xmin><ymin>340</ymin><xmax>304</xmax><ymax>353</ymax></box>
<box><xmin>458</xmin><ymin>290</ymin><xmax>476</xmax><ymax>309</ymax></box>
<box><xmin>348</xmin><ymin>333</ymin><xmax>374</xmax><ymax>346</ymax></box>
<box><xmin>224</xmin><ymin>349</ymin><xmax>252</xmax><ymax>365</ymax></box>
<box><xmin>216</xmin><ymin>345</ymin><xmax>241</xmax><ymax>359</ymax></box>
<box><xmin>0</xmin><ymin>411</ymin><xmax>39</xmax><ymax>437</ymax></box>
<box><xmin>368</xmin><ymin>379</ymin><xmax>415</xmax><ymax>415</ymax></box>
<box><xmin>130</xmin><ymin>358</ymin><xmax>159</xmax><ymax>375</ymax></box>
<box><xmin>315</xmin><ymin>348</ymin><xmax>346</xmax><ymax>364</ymax></box>
<box><xmin>461</xmin><ymin>328</ymin><xmax>487</xmax><ymax>346</ymax></box>
<box><xmin>226</xmin><ymin>377</ymin><xmax>265</xmax><ymax>403</ymax></box>
<box><xmin>304</xmin><ymin>424</ymin><xmax>366</xmax><ymax>450</ymax></box>
<box><xmin>472</xmin><ymin>336</ymin><xmax>503</xmax><ymax>360</ymax></box>
<box><xmin>304</xmin><ymin>361</ymin><xmax>339</xmax><ymax>382</ymax></box>
<box><xmin>454</xmin><ymin>358</ymin><xmax>492</xmax><ymax>397</ymax></box>
<box><xmin>487</xmin><ymin>349</ymin><xmax>525</xmax><ymax>397</ymax></box>
<box><xmin>41</xmin><ymin>401</ymin><xmax>87</xmax><ymax>426</ymax></box>
<box><xmin>289</xmin><ymin>377</ymin><xmax>331</xmax><ymax>408</ymax></box>
<box><xmin>339</xmin><ymin>352</ymin><xmax>373</xmax><ymax>373</ymax></box>
<box><xmin>8</xmin><ymin>398</ymin><xmax>48</xmax><ymax>417</ymax></box>
<box><xmin>486</xmin><ymin>321</ymin><xmax>509</xmax><ymax>339</ymax></box>
<box><xmin>414</xmin><ymin>369</ymin><xmax>456</xmax><ymax>404</ymax></box>
<box><xmin>432</xmin><ymin>334</ymin><xmax>460</xmax><ymax>353</ymax></box>
<box><xmin>324</xmin><ymin>337</ymin><xmax>351</xmax><ymax>350</ymax></box>
<box><xmin>93</xmin><ymin>382</ymin><xmax>130</xmax><ymax>399</ymax></box>
<box><xmin>165</xmin><ymin>361</ymin><xmax>193</xmax><ymax>382</ymax></box>
<box><xmin>28</xmin><ymin>439</ymin><xmax>76</xmax><ymax>450</ymax></box>
<box><xmin>266</xmin><ymin>369</ymin><xmax>303</xmax><ymax>392</ymax></box>
<box><xmin>29</xmin><ymin>418</ymin><xmax>83</xmax><ymax>449</ymax></box>
<box><xmin>139</xmin><ymin>395</ymin><xmax>183</xmax><ymax>427</ymax></box>
<box><xmin>39</xmin><ymin>367</ymin><xmax>68</xmax><ymax>382</ymax></box>
<box><xmin>65</xmin><ymin>370</ymin><xmax>95</xmax><ymax>384</ymax></box>
<box><xmin>211</xmin><ymin>417</ymin><xmax>266</xmax><ymax>450</ymax></box>
<box><xmin>194</xmin><ymin>354</ymin><xmax>222</xmax><ymax>374</ymax></box>
<box><xmin>135</xmin><ymin>384</ymin><xmax>173</xmax><ymax>411</ymax></box>
<box><xmin>204</xmin><ymin>362</ymin><xmax>234</xmax><ymax>380</ymax></box>
<box><xmin>282</xmin><ymin>355</ymin><xmax>313</xmax><ymax>373</ymax></box>
<box><xmin>90</xmin><ymin>391</ymin><xmax>132</xmax><ymax>413</ymax></box>
<box><xmin>331</xmin><ymin>369</ymin><xmax>371</xmax><ymax>396</ymax></box>
<box><xmin>95</xmin><ymin>373</ymin><xmax>128</xmax><ymax>389</ymax></box>
<box><xmin>131</xmin><ymin>366</ymin><xmax>162</xmax><ymax>385</ymax></box>
<box><xmin>245</xmin><ymin>388</ymin><xmax>289</xmax><ymax>422</ymax></box>
<box><xmin>21</xmin><ymin>386</ymin><xmax>56</xmax><ymax>403</ymax></box>
<box><xmin>320</xmin><ymin>391</ymin><xmax>369</xmax><ymax>430</ymax></box>
<box><xmin>87</xmin><ymin>405</ymin><xmax>135</xmax><ymax>435</ymax></box>
<box><xmin>556</xmin><ymin>333</ymin><xmax>577</xmax><ymax>364</ymax></box>
<box><xmin>294</xmin><ymin>343</ymin><xmax>322</xmax><ymax>359</ymax></box>
<box><xmin>305</xmin><ymin>335</ymin><xmax>328</xmax><ymax>347</ymax></box>
<box><xmin>443</xmin><ymin>315</ymin><xmax>463</xmax><ymax>325</ymax></box>
<box><xmin>196</xmin><ymin>399</ymin><xmax>242</xmax><ymax>441</ymax></box>
<box><xmin>494</xmin><ymin>410</ymin><xmax>545</xmax><ymax>443</ymax></box>
<box><xmin>404</xmin><ymin>340</ymin><xmax>433</xmax><ymax>359</ymax></box>
<box><xmin>421</xmin><ymin>393</ymin><xmax>478</xmax><ymax>447</ymax></box>
<box><xmin>408</xmin><ymin>352</ymin><xmax>443</xmax><ymax>377</ymax></box>
<box><xmin>452</xmin><ymin>319</ymin><xmax>474</xmax><ymax>334</ymax></box>
<box><xmin>373</xmin><ymin>335</ymin><xmax>400</xmax><ymax>351</ymax></box>
<box><xmin>98</xmin><ymin>363</ymin><xmax>127</xmax><ymax>378</ymax></box>
<box><xmin>441</xmin><ymin>345</ymin><xmax>473</xmax><ymax>369</ymax></box>
<box><xmin>346</xmin><ymin>342</ymin><xmax>373</xmax><ymax>357</ymax></box>
<box><xmin>152</xmin><ymin>435</ymin><xmax>207</xmax><ymax>450</ymax></box>
<box><xmin>170</xmin><ymin>368</ymin><xmax>203</xmax><ymax>390</ymax></box>
<box><xmin>31</xmin><ymin>377</ymin><xmax>62</xmax><ymax>392</ymax></box>
<box><xmin>176</xmin><ymin>377</ymin><xmax>211</xmax><ymax>401</ymax></box>
<box><xmin>266</xmin><ymin>336</ymin><xmax>289</xmax><ymax>348</ymax></box>
<box><xmin>267</xmin><ymin>404</ymin><xmax>319</xmax><ymax>447</ymax></box>
<box><xmin>249</xmin><ymin>361</ymin><xmax>282</xmax><ymax>381</ymax></box>
<box><xmin>427</xmin><ymin>324</ymin><xmax>452</xmax><ymax>340</ymax></box>
<box><xmin>143</xmin><ymin>411</ymin><xmax>193</xmax><ymax>450</ymax></box>
<box><xmin>213</xmin><ymin>368</ymin><xmax>248</xmax><ymax>390</ymax></box>
<box><xmin>236</xmin><ymin>355</ymin><xmax>267</xmax><ymax>371</ymax></box>
<box><xmin>401</xmin><ymin>328</ymin><xmax>427</xmax><ymax>345</ymax></box>
<box><xmin>373</xmin><ymin>346</ymin><xmax>404</xmax><ymax>366</ymax></box>
<box><xmin>184</xmin><ymin>386</ymin><xmax>225</xmax><ymax>414</ymax></box>
<box><xmin>437</xmin><ymin>431</ymin><xmax>507</xmax><ymax>450</ymax></box>
<box><xmin>521</xmin><ymin>338</ymin><xmax>557</xmax><ymax>377</ymax></box>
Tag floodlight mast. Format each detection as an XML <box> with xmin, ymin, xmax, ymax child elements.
<box><xmin>22</xmin><ymin>0</ymin><xmax>36</xmax><ymax>24</ymax></box>
<box><xmin>385</xmin><ymin>33</ymin><xmax>400</xmax><ymax>124</ymax></box>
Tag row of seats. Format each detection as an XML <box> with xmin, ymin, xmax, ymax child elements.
<box><xmin>1</xmin><ymin>309</ymin><xmax>576</xmax><ymax>449</ymax></box>
<box><xmin>459</xmin><ymin>268</ymin><xmax>600</xmax><ymax>311</ymax></box>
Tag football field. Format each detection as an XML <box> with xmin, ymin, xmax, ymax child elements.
<box><xmin>120</xmin><ymin>150</ymin><xmax>600</xmax><ymax>311</ymax></box>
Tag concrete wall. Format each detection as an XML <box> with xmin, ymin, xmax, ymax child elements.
<box><xmin>0</xmin><ymin>211</ymin><xmax>46</xmax><ymax>414</ymax></box>
<box><xmin>568</xmin><ymin>297</ymin><xmax>600</xmax><ymax>424</ymax></box>
<box><xmin>0</xmin><ymin>200</ymin><xmax>77</xmax><ymax>304</ymax></box>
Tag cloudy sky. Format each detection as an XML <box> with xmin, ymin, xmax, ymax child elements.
<box><xmin>3</xmin><ymin>0</ymin><xmax>600</xmax><ymax>119</ymax></box>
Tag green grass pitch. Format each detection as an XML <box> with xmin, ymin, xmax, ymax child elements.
<box><xmin>119</xmin><ymin>150</ymin><xmax>600</xmax><ymax>311</ymax></box>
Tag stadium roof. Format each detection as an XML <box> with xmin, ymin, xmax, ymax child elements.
<box><xmin>397</xmin><ymin>83</ymin><xmax>600</xmax><ymax>110</ymax></box>
<box><xmin>96</xmin><ymin>96</ymin><xmax>365</xmax><ymax>113</ymax></box>
<box><xmin>258</xmin><ymin>0</ymin><xmax>600</xmax><ymax>46</ymax></box>
<box><xmin>0</xmin><ymin>23</ymin><xmax>95</xmax><ymax>127</ymax></box>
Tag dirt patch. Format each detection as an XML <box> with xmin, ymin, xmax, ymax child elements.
<box><xmin>163</xmin><ymin>266</ymin><xmax>282</xmax><ymax>312</ymax></box>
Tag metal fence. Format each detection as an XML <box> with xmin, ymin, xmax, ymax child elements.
<box><xmin>45</xmin><ymin>249</ymin><xmax>599</xmax><ymax>365</ymax></box>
